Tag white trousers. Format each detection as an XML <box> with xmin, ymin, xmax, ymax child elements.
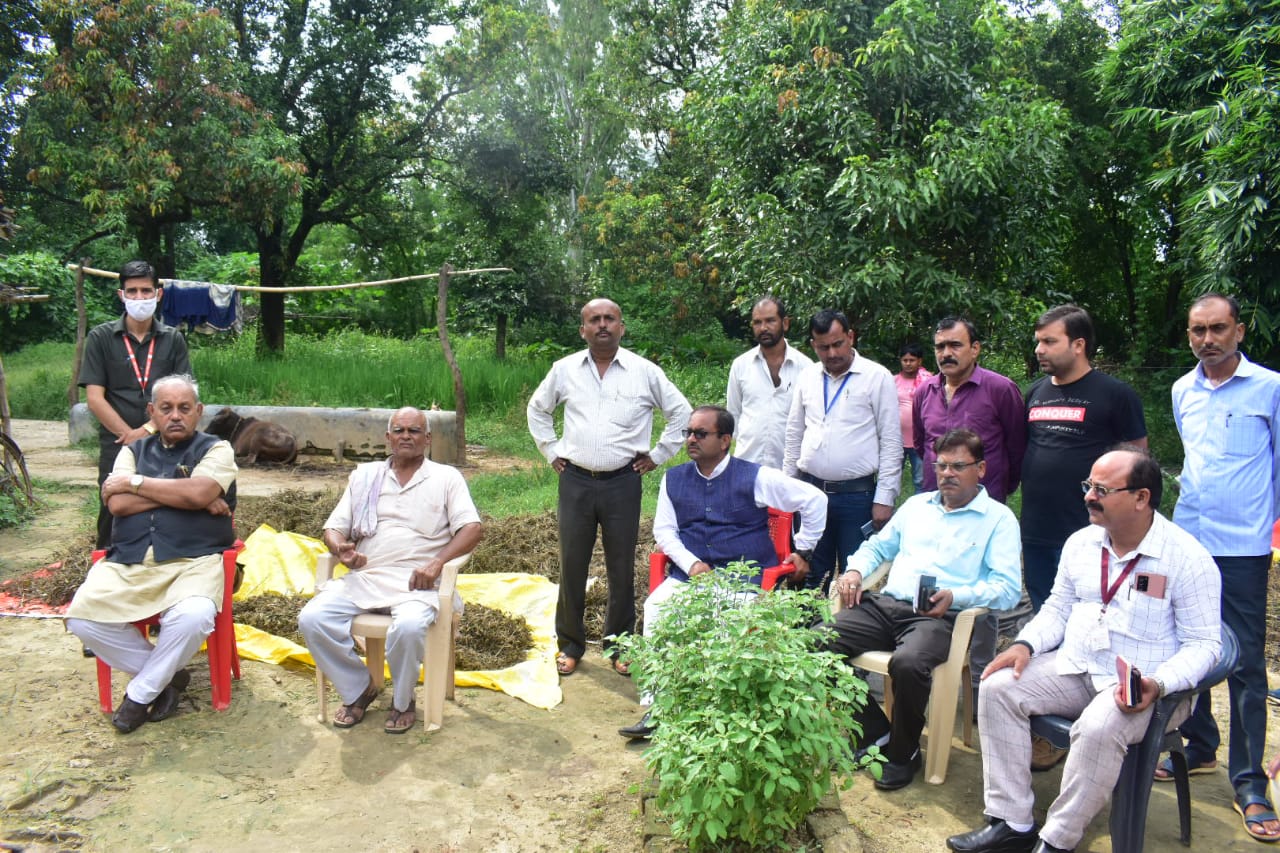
<box><xmin>67</xmin><ymin>596</ymin><xmax>216</xmax><ymax>705</ymax></box>
<box><xmin>298</xmin><ymin>588</ymin><xmax>437</xmax><ymax>712</ymax></box>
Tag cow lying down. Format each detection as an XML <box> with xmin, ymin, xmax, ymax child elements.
<box><xmin>206</xmin><ymin>407</ymin><xmax>299</xmax><ymax>465</ymax></box>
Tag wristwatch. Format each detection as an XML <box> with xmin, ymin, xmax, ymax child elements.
<box><xmin>795</xmin><ymin>549</ymin><xmax>814</xmax><ymax>562</ymax></box>
<box><xmin>143</xmin><ymin>423</ymin><xmax>158</xmax><ymax>435</ymax></box>
<box><xmin>130</xmin><ymin>474</ymin><xmax>144</xmax><ymax>494</ymax></box>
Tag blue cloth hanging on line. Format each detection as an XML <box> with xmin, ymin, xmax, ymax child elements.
<box><xmin>160</xmin><ymin>280</ymin><xmax>242</xmax><ymax>333</ymax></box>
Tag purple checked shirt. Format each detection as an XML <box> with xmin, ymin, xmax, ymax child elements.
<box><xmin>912</xmin><ymin>365</ymin><xmax>1027</xmax><ymax>502</ymax></box>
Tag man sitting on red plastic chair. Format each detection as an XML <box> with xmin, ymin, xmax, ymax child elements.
<box><xmin>67</xmin><ymin>374</ymin><xmax>237</xmax><ymax>734</ymax></box>
<box><xmin>618</xmin><ymin>404</ymin><xmax>827</xmax><ymax>740</ymax></box>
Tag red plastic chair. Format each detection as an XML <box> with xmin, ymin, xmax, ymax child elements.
<box><xmin>648</xmin><ymin>508</ymin><xmax>796</xmax><ymax>592</ymax></box>
<box><xmin>92</xmin><ymin>542</ymin><xmax>243</xmax><ymax>713</ymax></box>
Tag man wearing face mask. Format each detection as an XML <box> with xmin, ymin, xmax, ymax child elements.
<box><xmin>80</xmin><ymin>260</ymin><xmax>191</xmax><ymax>548</ymax></box>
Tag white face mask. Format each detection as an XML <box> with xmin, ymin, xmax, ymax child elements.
<box><xmin>123</xmin><ymin>296</ymin><xmax>158</xmax><ymax>322</ymax></box>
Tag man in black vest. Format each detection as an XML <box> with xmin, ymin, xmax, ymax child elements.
<box><xmin>67</xmin><ymin>374</ymin><xmax>237</xmax><ymax>734</ymax></box>
<box><xmin>618</xmin><ymin>405</ymin><xmax>827</xmax><ymax>739</ymax></box>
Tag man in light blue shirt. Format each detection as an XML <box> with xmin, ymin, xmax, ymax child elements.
<box><xmin>821</xmin><ymin>428</ymin><xmax>1022</xmax><ymax>790</ymax></box>
<box><xmin>1167</xmin><ymin>292</ymin><xmax>1280</xmax><ymax>842</ymax></box>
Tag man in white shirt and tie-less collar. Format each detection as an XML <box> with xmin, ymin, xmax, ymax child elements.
<box><xmin>726</xmin><ymin>296</ymin><xmax>813</xmax><ymax>468</ymax></box>
<box><xmin>783</xmin><ymin>309</ymin><xmax>902</xmax><ymax>592</ymax></box>
<box><xmin>527</xmin><ymin>298</ymin><xmax>692</xmax><ymax>678</ymax></box>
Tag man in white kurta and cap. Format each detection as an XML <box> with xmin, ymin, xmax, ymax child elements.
<box><xmin>299</xmin><ymin>407</ymin><xmax>483</xmax><ymax>734</ymax></box>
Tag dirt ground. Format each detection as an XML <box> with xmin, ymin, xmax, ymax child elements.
<box><xmin>1</xmin><ymin>419</ymin><xmax>1278</xmax><ymax>852</ymax></box>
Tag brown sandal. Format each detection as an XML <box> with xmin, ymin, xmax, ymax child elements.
<box><xmin>556</xmin><ymin>652</ymin><xmax>579</xmax><ymax>676</ymax></box>
<box><xmin>612</xmin><ymin>658</ymin><xmax>631</xmax><ymax>677</ymax></box>
<box><xmin>333</xmin><ymin>680</ymin><xmax>379</xmax><ymax>729</ymax></box>
<box><xmin>384</xmin><ymin>701</ymin><xmax>417</xmax><ymax>734</ymax></box>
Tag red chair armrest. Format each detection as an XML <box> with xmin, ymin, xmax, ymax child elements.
<box><xmin>648</xmin><ymin>552</ymin><xmax>669</xmax><ymax>594</ymax></box>
<box><xmin>760</xmin><ymin>563</ymin><xmax>795</xmax><ymax>591</ymax></box>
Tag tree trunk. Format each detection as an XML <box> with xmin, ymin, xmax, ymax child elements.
<box><xmin>437</xmin><ymin>264</ymin><xmax>466</xmax><ymax>465</ymax></box>
<box><xmin>495</xmin><ymin>313</ymin><xmax>508</xmax><ymax>360</ymax></box>
<box><xmin>256</xmin><ymin>226</ymin><xmax>287</xmax><ymax>354</ymax></box>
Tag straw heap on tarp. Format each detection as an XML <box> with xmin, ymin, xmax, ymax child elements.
<box><xmin>233</xmin><ymin>524</ymin><xmax>562</xmax><ymax>709</ymax></box>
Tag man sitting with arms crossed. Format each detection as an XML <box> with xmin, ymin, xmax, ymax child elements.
<box><xmin>947</xmin><ymin>447</ymin><xmax>1221</xmax><ymax>853</ymax></box>
<box><xmin>618</xmin><ymin>405</ymin><xmax>827</xmax><ymax>740</ymax></box>
<box><xmin>822</xmin><ymin>428</ymin><xmax>1022</xmax><ymax>790</ymax></box>
<box><xmin>299</xmin><ymin>407</ymin><xmax>483</xmax><ymax>734</ymax></box>
<box><xmin>67</xmin><ymin>374</ymin><xmax>236</xmax><ymax>734</ymax></box>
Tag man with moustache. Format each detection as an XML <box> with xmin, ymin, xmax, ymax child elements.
<box><xmin>784</xmin><ymin>309</ymin><xmax>902</xmax><ymax>592</ymax></box>
<box><xmin>913</xmin><ymin>317</ymin><xmax>1026</xmax><ymax>691</ymax></box>
<box><xmin>1022</xmin><ymin>305</ymin><xmax>1147</xmax><ymax>612</ymax></box>
<box><xmin>527</xmin><ymin>298</ymin><xmax>691</xmax><ymax>677</ymax></box>
<box><xmin>300</xmin><ymin>407</ymin><xmax>483</xmax><ymax>733</ymax></box>
<box><xmin>80</xmin><ymin>260</ymin><xmax>191</xmax><ymax>548</ymax></box>
<box><xmin>947</xmin><ymin>447</ymin><xmax>1221</xmax><ymax>853</ymax></box>
<box><xmin>66</xmin><ymin>375</ymin><xmax>236</xmax><ymax>733</ymax></box>
<box><xmin>824</xmin><ymin>429</ymin><xmax>1022</xmax><ymax>790</ymax></box>
<box><xmin>726</xmin><ymin>296</ymin><xmax>813</xmax><ymax>468</ymax></box>
<box><xmin>1163</xmin><ymin>293</ymin><xmax>1280</xmax><ymax>841</ymax></box>
<box><xmin>913</xmin><ymin>317</ymin><xmax>1026</xmax><ymax>502</ymax></box>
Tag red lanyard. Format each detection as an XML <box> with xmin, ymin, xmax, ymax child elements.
<box><xmin>1100</xmin><ymin>549</ymin><xmax>1140</xmax><ymax>611</ymax></box>
<box><xmin>122</xmin><ymin>335</ymin><xmax>155</xmax><ymax>392</ymax></box>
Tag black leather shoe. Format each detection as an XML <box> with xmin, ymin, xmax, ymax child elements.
<box><xmin>946</xmin><ymin>818</ymin><xmax>1040</xmax><ymax>853</ymax></box>
<box><xmin>873</xmin><ymin>751</ymin><xmax>921</xmax><ymax>790</ymax></box>
<box><xmin>618</xmin><ymin>711</ymin><xmax>656</xmax><ymax>740</ymax></box>
<box><xmin>148</xmin><ymin>669</ymin><xmax>191</xmax><ymax>722</ymax></box>
<box><xmin>111</xmin><ymin>697</ymin><xmax>151</xmax><ymax>734</ymax></box>
<box><xmin>1032</xmin><ymin>841</ymin><xmax>1072</xmax><ymax>853</ymax></box>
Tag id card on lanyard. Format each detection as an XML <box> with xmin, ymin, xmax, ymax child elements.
<box><xmin>1088</xmin><ymin>549</ymin><xmax>1140</xmax><ymax>650</ymax></box>
<box><xmin>122</xmin><ymin>335</ymin><xmax>156</xmax><ymax>392</ymax></box>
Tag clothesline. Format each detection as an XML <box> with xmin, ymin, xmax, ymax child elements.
<box><xmin>65</xmin><ymin>264</ymin><xmax>513</xmax><ymax>294</ymax></box>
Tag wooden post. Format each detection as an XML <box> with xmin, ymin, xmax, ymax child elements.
<box><xmin>0</xmin><ymin>351</ymin><xmax>10</xmax><ymax>444</ymax></box>
<box><xmin>436</xmin><ymin>263</ymin><xmax>466</xmax><ymax>465</ymax></box>
<box><xmin>68</xmin><ymin>260</ymin><xmax>89</xmax><ymax>408</ymax></box>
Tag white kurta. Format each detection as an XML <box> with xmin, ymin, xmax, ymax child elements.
<box><xmin>322</xmin><ymin>458</ymin><xmax>481</xmax><ymax>609</ymax></box>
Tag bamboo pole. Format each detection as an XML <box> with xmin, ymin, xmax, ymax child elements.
<box><xmin>65</xmin><ymin>264</ymin><xmax>511</xmax><ymax>293</ymax></box>
<box><xmin>68</xmin><ymin>260</ymin><xmax>88</xmax><ymax>408</ymax></box>
<box><xmin>437</xmin><ymin>263</ymin><xmax>467</xmax><ymax>466</ymax></box>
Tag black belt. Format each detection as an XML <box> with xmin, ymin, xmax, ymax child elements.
<box><xmin>802</xmin><ymin>473</ymin><xmax>875</xmax><ymax>494</ymax></box>
<box><xmin>564</xmin><ymin>461</ymin><xmax>634</xmax><ymax>480</ymax></box>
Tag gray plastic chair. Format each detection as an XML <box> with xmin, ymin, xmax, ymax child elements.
<box><xmin>1029</xmin><ymin>624</ymin><xmax>1239</xmax><ymax>853</ymax></box>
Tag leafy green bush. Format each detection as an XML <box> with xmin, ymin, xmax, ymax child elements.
<box><xmin>0</xmin><ymin>252</ymin><xmax>118</xmax><ymax>352</ymax></box>
<box><xmin>614</xmin><ymin>570</ymin><xmax>870</xmax><ymax>850</ymax></box>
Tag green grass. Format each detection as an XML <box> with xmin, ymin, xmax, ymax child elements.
<box><xmin>2</xmin><ymin>342</ymin><xmax>77</xmax><ymax>420</ymax></box>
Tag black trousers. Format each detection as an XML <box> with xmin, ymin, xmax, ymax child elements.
<box><xmin>94</xmin><ymin>439</ymin><xmax>124</xmax><ymax>549</ymax></box>
<box><xmin>555</xmin><ymin>465</ymin><xmax>641</xmax><ymax>660</ymax></box>
<box><xmin>823</xmin><ymin>593</ymin><xmax>955</xmax><ymax>763</ymax></box>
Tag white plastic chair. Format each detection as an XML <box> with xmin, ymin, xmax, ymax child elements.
<box><xmin>831</xmin><ymin>561</ymin><xmax>985</xmax><ymax>784</ymax></box>
<box><xmin>313</xmin><ymin>552</ymin><xmax>469</xmax><ymax>733</ymax></box>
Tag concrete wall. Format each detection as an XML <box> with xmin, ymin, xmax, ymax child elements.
<box><xmin>69</xmin><ymin>403</ymin><xmax>459</xmax><ymax>463</ymax></box>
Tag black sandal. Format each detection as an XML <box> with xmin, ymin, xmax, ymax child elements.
<box><xmin>333</xmin><ymin>679</ymin><xmax>379</xmax><ymax>728</ymax></box>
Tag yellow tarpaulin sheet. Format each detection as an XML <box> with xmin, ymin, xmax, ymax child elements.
<box><xmin>230</xmin><ymin>525</ymin><xmax>563</xmax><ymax>710</ymax></box>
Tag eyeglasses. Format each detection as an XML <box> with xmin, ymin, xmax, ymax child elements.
<box><xmin>389</xmin><ymin>426</ymin><xmax>426</xmax><ymax>435</ymax></box>
<box><xmin>682</xmin><ymin>428</ymin><xmax>720</xmax><ymax>440</ymax></box>
<box><xmin>933</xmin><ymin>461</ymin><xmax>978</xmax><ymax>473</ymax></box>
<box><xmin>1080</xmin><ymin>480</ymin><xmax>1137</xmax><ymax>498</ymax></box>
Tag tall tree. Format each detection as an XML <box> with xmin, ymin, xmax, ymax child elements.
<box><xmin>15</xmin><ymin>0</ymin><xmax>302</xmax><ymax>274</ymax></box>
<box><xmin>223</xmin><ymin>0</ymin><xmax>473</xmax><ymax>352</ymax></box>
<box><xmin>1099</xmin><ymin>0</ymin><xmax>1280</xmax><ymax>352</ymax></box>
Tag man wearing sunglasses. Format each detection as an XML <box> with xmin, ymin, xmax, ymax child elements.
<box><xmin>619</xmin><ymin>404</ymin><xmax>827</xmax><ymax>739</ymax></box>
<box><xmin>948</xmin><ymin>447</ymin><xmax>1220</xmax><ymax>853</ymax></box>
<box><xmin>823</xmin><ymin>428</ymin><xmax>1022</xmax><ymax>790</ymax></box>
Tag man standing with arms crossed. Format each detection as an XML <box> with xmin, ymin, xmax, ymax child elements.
<box><xmin>784</xmin><ymin>309</ymin><xmax>901</xmax><ymax>592</ymax></box>
<box><xmin>80</xmin><ymin>260</ymin><xmax>191</xmax><ymax>548</ymax></box>
<box><xmin>726</xmin><ymin>296</ymin><xmax>812</xmax><ymax>468</ymax></box>
<box><xmin>527</xmin><ymin>298</ymin><xmax>691</xmax><ymax>677</ymax></box>
<box><xmin>1165</xmin><ymin>293</ymin><xmax>1280</xmax><ymax>842</ymax></box>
